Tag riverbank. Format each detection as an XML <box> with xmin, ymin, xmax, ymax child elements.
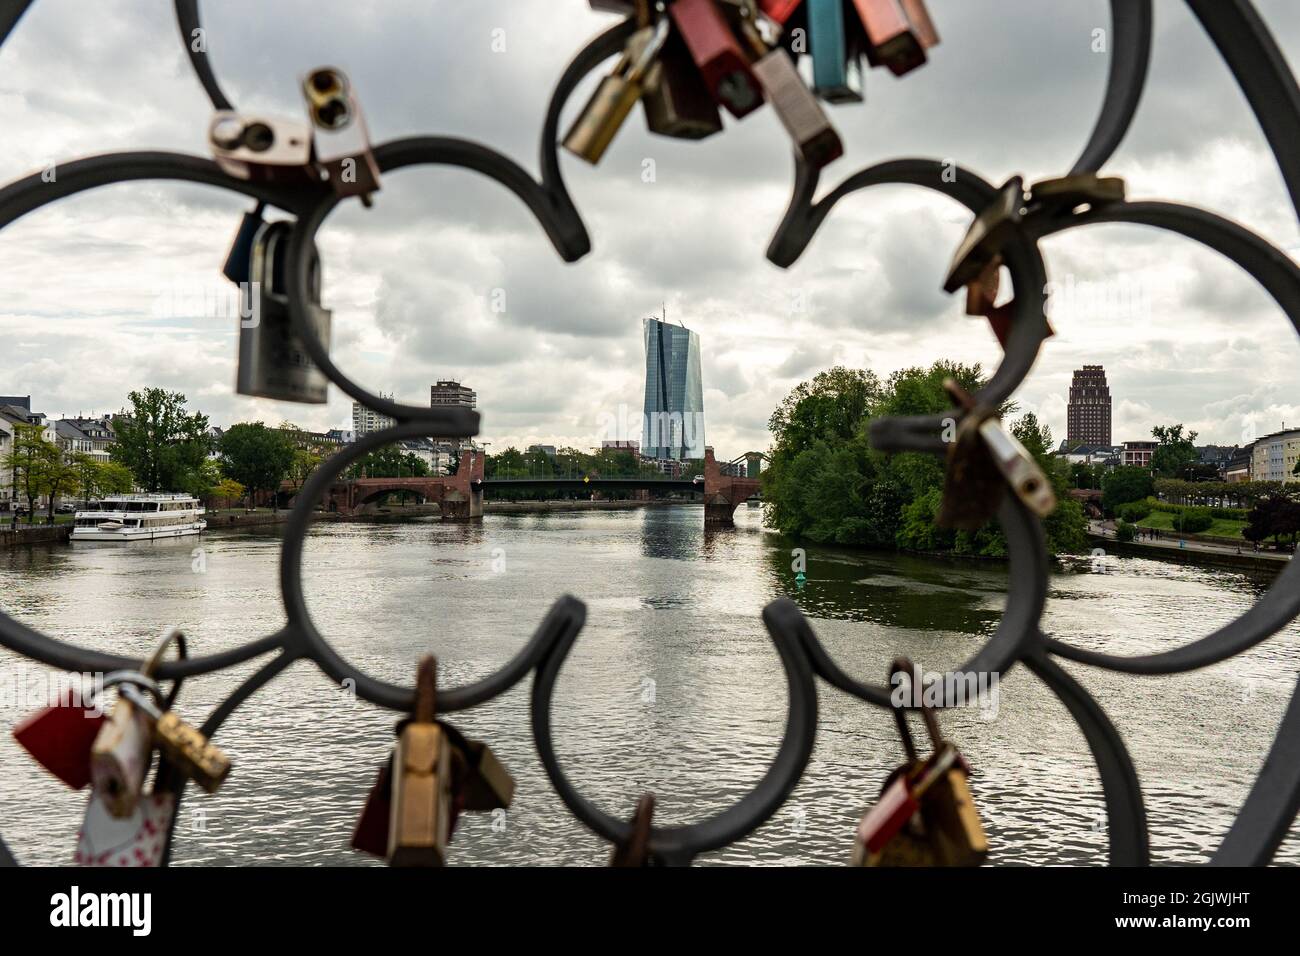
<box><xmin>1086</xmin><ymin>530</ymin><xmax>1287</xmax><ymax>576</ymax></box>
<box><xmin>484</xmin><ymin>499</ymin><xmax>694</xmax><ymax>514</ymax></box>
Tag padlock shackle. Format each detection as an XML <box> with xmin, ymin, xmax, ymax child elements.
<box><xmin>101</xmin><ymin>670</ymin><xmax>165</xmax><ymax>707</ymax></box>
<box><xmin>414</xmin><ymin>655</ymin><xmax>437</xmax><ymax>723</ymax></box>
<box><xmin>888</xmin><ymin>658</ymin><xmax>918</xmax><ymax>762</ymax></box>
<box><xmin>889</xmin><ymin>658</ymin><xmax>947</xmax><ymax>756</ymax></box>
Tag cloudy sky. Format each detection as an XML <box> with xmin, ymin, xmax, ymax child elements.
<box><xmin>1</xmin><ymin>0</ymin><xmax>1298</xmax><ymax>456</ymax></box>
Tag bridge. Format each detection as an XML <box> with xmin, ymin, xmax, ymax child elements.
<box><xmin>282</xmin><ymin>447</ymin><xmax>761</xmax><ymax>527</ymax></box>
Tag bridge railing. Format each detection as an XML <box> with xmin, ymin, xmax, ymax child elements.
<box><xmin>0</xmin><ymin>0</ymin><xmax>1298</xmax><ymax>867</ymax></box>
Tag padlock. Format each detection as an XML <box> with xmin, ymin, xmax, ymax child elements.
<box><xmin>221</xmin><ymin>202</ymin><xmax>267</xmax><ymax>286</ymax></box>
<box><xmin>900</xmin><ymin>0</ymin><xmax>939</xmax><ymax>49</ymax></box>
<box><xmin>90</xmin><ymin>630</ymin><xmax>185</xmax><ymax>819</ymax></box>
<box><xmin>74</xmin><ymin>791</ymin><xmax>174</xmax><ymax>868</ymax></box>
<box><xmin>564</xmin><ymin>17</ymin><xmax>673</xmax><ymax>164</ymax></box>
<box><xmin>806</xmin><ymin>0</ymin><xmax>865</xmax><ymax>103</ymax></box>
<box><xmin>669</xmin><ymin>0</ymin><xmax>764</xmax><ymax>118</ymax></box>
<box><xmin>852</xmin><ymin>659</ymin><xmax>987</xmax><ymax>866</ymax></box>
<box><xmin>457</xmin><ymin>739</ymin><xmax>516</xmax><ymax>812</ymax></box>
<box><xmin>13</xmin><ymin>679</ymin><xmax>106</xmax><ymax>790</ymax></box>
<box><xmin>943</xmin><ymin>176</ymin><xmax>1025</xmax><ymax>294</ymax></box>
<box><xmin>643</xmin><ymin>22</ymin><xmax>725</xmax><ymax>139</ymax></box>
<box><xmin>388</xmin><ymin>656</ymin><xmax>453</xmax><ymax>866</ymax></box>
<box><xmin>736</xmin><ymin>4</ymin><xmax>843</xmax><ymax>168</ymax></box>
<box><xmin>1026</xmin><ymin>173</ymin><xmax>1125</xmax><ymax>218</ymax></box>
<box><xmin>301</xmin><ymin>66</ymin><xmax>381</xmax><ymax>204</ymax></box>
<box><xmin>609</xmin><ymin>793</ymin><xmax>656</xmax><ymax>866</ymax></box>
<box><xmin>209</xmin><ymin>110</ymin><xmax>314</xmax><ymax>183</ymax></box>
<box><xmin>116</xmin><ymin>683</ymin><xmax>231</xmax><ymax>794</ymax></box>
<box><xmin>236</xmin><ymin>218</ymin><xmax>331</xmax><ymax>405</ymax></box>
<box><xmin>939</xmin><ymin>379</ymin><xmax>1056</xmax><ymax>526</ymax></box>
<box><xmin>852</xmin><ymin>752</ymin><xmax>955</xmax><ymax>866</ymax></box>
<box><xmin>849</xmin><ymin>0</ymin><xmax>925</xmax><ymax>76</ymax></box>
<box><xmin>759</xmin><ymin>0</ymin><xmax>803</xmax><ymax>25</ymax></box>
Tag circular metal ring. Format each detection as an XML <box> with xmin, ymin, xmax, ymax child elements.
<box><xmin>795</xmin><ymin>493</ymin><xmax>1049</xmax><ymax>708</ymax></box>
<box><xmin>1031</xmin><ymin>200</ymin><xmax>1300</xmax><ymax>674</ymax></box>
<box><xmin>530</xmin><ymin>596</ymin><xmax>818</xmax><ymax>865</ymax></box>
<box><xmin>278</xmin><ymin>421</ymin><xmax>584</xmax><ymax>712</ymax></box>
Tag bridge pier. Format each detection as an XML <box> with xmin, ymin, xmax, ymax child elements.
<box><xmin>705</xmin><ymin>497</ymin><xmax>739</xmax><ymax>528</ymax></box>
<box><xmin>702</xmin><ymin>447</ymin><xmax>760</xmax><ymax>531</ymax></box>
<box><xmin>440</xmin><ymin>488</ymin><xmax>482</xmax><ymax>522</ymax></box>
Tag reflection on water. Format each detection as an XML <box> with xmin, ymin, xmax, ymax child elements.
<box><xmin>0</xmin><ymin>505</ymin><xmax>1296</xmax><ymax>866</ymax></box>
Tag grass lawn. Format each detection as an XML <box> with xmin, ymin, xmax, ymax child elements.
<box><xmin>1136</xmin><ymin>512</ymin><xmax>1248</xmax><ymax>539</ymax></box>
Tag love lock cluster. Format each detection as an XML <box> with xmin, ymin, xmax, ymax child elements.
<box><xmin>2</xmin><ymin>0</ymin><xmax>1300</xmax><ymax>868</ymax></box>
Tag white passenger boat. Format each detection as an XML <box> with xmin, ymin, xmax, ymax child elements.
<box><xmin>70</xmin><ymin>494</ymin><xmax>207</xmax><ymax>542</ymax></box>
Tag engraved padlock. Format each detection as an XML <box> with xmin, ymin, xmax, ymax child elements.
<box><xmin>736</xmin><ymin>4</ymin><xmax>843</xmax><ymax>168</ymax></box>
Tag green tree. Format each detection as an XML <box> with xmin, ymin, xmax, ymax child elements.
<box><xmin>111</xmin><ymin>388</ymin><xmax>210</xmax><ymax>492</ymax></box>
<box><xmin>33</xmin><ymin>452</ymin><xmax>80</xmax><ymax>523</ymax></box>
<box><xmin>71</xmin><ymin>454</ymin><xmax>134</xmax><ymax>505</ymax></box>
<box><xmin>214</xmin><ymin>477</ymin><xmax>246</xmax><ymax>507</ymax></box>
<box><xmin>1102</xmin><ymin>466</ymin><xmax>1155</xmax><ymax>515</ymax></box>
<box><xmin>219</xmin><ymin>423</ymin><xmax>295</xmax><ymax>507</ymax></box>
<box><xmin>1150</xmin><ymin>424</ymin><xmax>1199</xmax><ymax>479</ymax></box>
<box><xmin>3</xmin><ymin>423</ymin><xmax>51</xmax><ymax>522</ymax></box>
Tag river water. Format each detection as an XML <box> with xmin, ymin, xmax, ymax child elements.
<box><xmin>0</xmin><ymin>505</ymin><xmax>1296</xmax><ymax>866</ymax></box>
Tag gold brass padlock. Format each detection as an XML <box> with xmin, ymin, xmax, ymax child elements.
<box><xmin>564</xmin><ymin>16</ymin><xmax>672</xmax><ymax>163</ymax></box>
<box><xmin>388</xmin><ymin>656</ymin><xmax>452</xmax><ymax>866</ymax></box>
<box><xmin>89</xmin><ymin>628</ymin><xmax>185</xmax><ymax>818</ymax></box>
<box><xmin>117</xmin><ymin>684</ymin><xmax>231</xmax><ymax>794</ymax></box>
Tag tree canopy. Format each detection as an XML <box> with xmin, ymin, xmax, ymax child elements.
<box><xmin>761</xmin><ymin>362</ymin><xmax>1087</xmax><ymax>555</ymax></box>
<box><xmin>111</xmin><ymin>388</ymin><xmax>210</xmax><ymax>492</ymax></box>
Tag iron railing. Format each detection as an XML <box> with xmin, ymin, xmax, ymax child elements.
<box><xmin>0</xmin><ymin>0</ymin><xmax>1297</xmax><ymax>866</ymax></box>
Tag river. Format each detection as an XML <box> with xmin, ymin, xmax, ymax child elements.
<box><xmin>1</xmin><ymin>505</ymin><xmax>1296</xmax><ymax>866</ymax></box>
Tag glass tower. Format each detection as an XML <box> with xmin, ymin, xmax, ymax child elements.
<box><xmin>642</xmin><ymin>316</ymin><xmax>705</xmax><ymax>460</ymax></box>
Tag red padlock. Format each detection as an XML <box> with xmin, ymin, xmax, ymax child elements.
<box><xmin>669</xmin><ymin>0</ymin><xmax>764</xmax><ymax>118</ymax></box>
<box><xmin>850</xmin><ymin>0</ymin><xmax>926</xmax><ymax>76</ymax></box>
<box><xmin>855</xmin><ymin>767</ymin><xmax>920</xmax><ymax>853</ymax></box>
<box><xmin>759</xmin><ymin>0</ymin><xmax>804</xmax><ymax>25</ymax></box>
<box><xmin>13</xmin><ymin>691</ymin><xmax>106</xmax><ymax>790</ymax></box>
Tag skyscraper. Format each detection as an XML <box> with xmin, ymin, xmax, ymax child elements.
<box><xmin>642</xmin><ymin>315</ymin><xmax>705</xmax><ymax>460</ymax></box>
<box><xmin>430</xmin><ymin>380</ymin><xmax>476</xmax><ymax>456</ymax></box>
<box><xmin>1067</xmin><ymin>365</ymin><xmax>1112</xmax><ymax>447</ymax></box>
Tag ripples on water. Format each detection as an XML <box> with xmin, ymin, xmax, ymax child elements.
<box><xmin>0</xmin><ymin>506</ymin><xmax>1296</xmax><ymax>866</ymax></box>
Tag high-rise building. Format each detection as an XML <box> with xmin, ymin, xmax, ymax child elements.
<box><xmin>642</xmin><ymin>315</ymin><xmax>705</xmax><ymax>460</ymax></box>
<box><xmin>430</xmin><ymin>380</ymin><xmax>476</xmax><ymax>456</ymax></box>
<box><xmin>430</xmin><ymin>380</ymin><xmax>476</xmax><ymax>412</ymax></box>
<box><xmin>1067</xmin><ymin>365</ymin><xmax>1112</xmax><ymax>447</ymax></box>
<box><xmin>352</xmin><ymin>394</ymin><xmax>396</xmax><ymax>437</ymax></box>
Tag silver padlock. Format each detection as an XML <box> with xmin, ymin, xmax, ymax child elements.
<box><xmin>236</xmin><ymin>219</ymin><xmax>331</xmax><ymax>404</ymax></box>
<box><xmin>87</xmin><ymin>672</ymin><xmax>165</xmax><ymax>818</ymax></box>
<box><xmin>301</xmin><ymin>66</ymin><xmax>381</xmax><ymax>203</ymax></box>
<box><xmin>209</xmin><ymin>110</ymin><xmax>314</xmax><ymax>183</ymax></box>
